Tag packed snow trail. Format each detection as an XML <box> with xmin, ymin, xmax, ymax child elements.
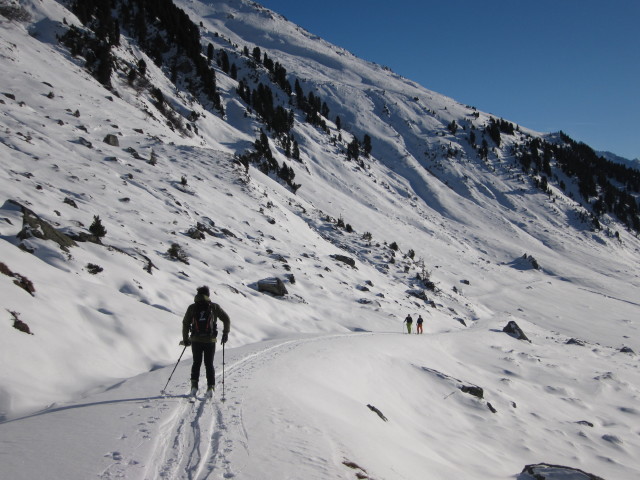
<box><xmin>0</xmin><ymin>334</ymin><xmax>364</xmax><ymax>480</ymax></box>
<box><xmin>2</xmin><ymin>330</ymin><xmax>639</xmax><ymax>480</ymax></box>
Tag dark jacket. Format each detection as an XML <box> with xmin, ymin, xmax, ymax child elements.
<box><xmin>182</xmin><ymin>293</ymin><xmax>231</xmax><ymax>344</ymax></box>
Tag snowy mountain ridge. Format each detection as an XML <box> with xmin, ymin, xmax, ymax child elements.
<box><xmin>1</xmin><ymin>1</ymin><xmax>639</xmax><ymax>479</ymax></box>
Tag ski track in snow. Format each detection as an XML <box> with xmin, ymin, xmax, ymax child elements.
<box><xmin>98</xmin><ymin>336</ymin><xmax>338</xmax><ymax>480</ymax></box>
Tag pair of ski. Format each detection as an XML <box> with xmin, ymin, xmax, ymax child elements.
<box><xmin>187</xmin><ymin>390</ymin><xmax>214</xmax><ymax>403</ymax></box>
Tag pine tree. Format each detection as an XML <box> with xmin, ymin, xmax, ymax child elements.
<box><xmin>347</xmin><ymin>138</ymin><xmax>360</xmax><ymax>161</ymax></box>
<box><xmin>89</xmin><ymin>215</ymin><xmax>107</xmax><ymax>238</ymax></box>
<box><xmin>362</xmin><ymin>134</ymin><xmax>372</xmax><ymax>157</ymax></box>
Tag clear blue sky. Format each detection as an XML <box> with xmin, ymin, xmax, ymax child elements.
<box><xmin>258</xmin><ymin>0</ymin><xmax>640</xmax><ymax>160</ymax></box>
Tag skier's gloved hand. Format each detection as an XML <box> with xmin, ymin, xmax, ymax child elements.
<box><xmin>181</xmin><ymin>339</ymin><xmax>191</xmax><ymax>347</ymax></box>
<box><xmin>221</xmin><ymin>332</ymin><xmax>228</xmax><ymax>344</ymax></box>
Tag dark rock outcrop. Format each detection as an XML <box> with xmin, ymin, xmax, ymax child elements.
<box><xmin>366</xmin><ymin>404</ymin><xmax>388</xmax><ymax>422</ymax></box>
<box><xmin>257</xmin><ymin>277</ymin><xmax>288</xmax><ymax>296</ymax></box>
<box><xmin>103</xmin><ymin>134</ymin><xmax>119</xmax><ymax>146</ymax></box>
<box><xmin>519</xmin><ymin>463</ymin><xmax>605</xmax><ymax>480</ymax></box>
<box><xmin>461</xmin><ymin>385</ymin><xmax>484</xmax><ymax>399</ymax></box>
<box><xmin>331</xmin><ymin>254</ymin><xmax>355</xmax><ymax>267</ymax></box>
<box><xmin>503</xmin><ymin>320</ymin><xmax>530</xmax><ymax>342</ymax></box>
<box><xmin>11</xmin><ymin>200</ymin><xmax>77</xmax><ymax>251</ymax></box>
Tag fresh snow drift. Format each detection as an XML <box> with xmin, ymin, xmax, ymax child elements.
<box><xmin>1</xmin><ymin>0</ymin><xmax>639</xmax><ymax>479</ymax></box>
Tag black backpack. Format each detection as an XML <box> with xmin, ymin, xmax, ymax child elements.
<box><xmin>191</xmin><ymin>301</ymin><xmax>217</xmax><ymax>337</ymax></box>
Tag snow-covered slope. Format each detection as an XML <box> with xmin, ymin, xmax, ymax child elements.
<box><xmin>3</xmin><ymin>332</ymin><xmax>639</xmax><ymax>480</ymax></box>
<box><xmin>1</xmin><ymin>1</ymin><xmax>639</xmax><ymax>478</ymax></box>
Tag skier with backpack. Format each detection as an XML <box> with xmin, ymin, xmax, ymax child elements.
<box><xmin>416</xmin><ymin>314</ymin><xmax>424</xmax><ymax>334</ymax></box>
<box><xmin>403</xmin><ymin>314</ymin><xmax>413</xmax><ymax>334</ymax></box>
<box><xmin>182</xmin><ymin>286</ymin><xmax>230</xmax><ymax>399</ymax></box>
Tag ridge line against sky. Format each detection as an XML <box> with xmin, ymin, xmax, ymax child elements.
<box><xmin>256</xmin><ymin>0</ymin><xmax>640</xmax><ymax>161</ymax></box>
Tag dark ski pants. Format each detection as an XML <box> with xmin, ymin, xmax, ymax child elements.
<box><xmin>191</xmin><ymin>342</ymin><xmax>216</xmax><ymax>387</ymax></box>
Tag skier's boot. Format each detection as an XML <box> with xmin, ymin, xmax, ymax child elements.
<box><xmin>205</xmin><ymin>385</ymin><xmax>215</xmax><ymax>400</ymax></box>
<box><xmin>189</xmin><ymin>380</ymin><xmax>198</xmax><ymax>397</ymax></box>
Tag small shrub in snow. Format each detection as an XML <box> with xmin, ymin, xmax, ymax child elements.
<box><xmin>86</xmin><ymin>263</ymin><xmax>103</xmax><ymax>274</ymax></box>
<box><xmin>0</xmin><ymin>262</ymin><xmax>11</xmax><ymax>276</ymax></box>
<box><xmin>0</xmin><ymin>262</ymin><xmax>35</xmax><ymax>295</ymax></box>
<box><xmin>10</xmin><ymin>311</ymin><xmax>33</xmax><ymax>335</ymax></box>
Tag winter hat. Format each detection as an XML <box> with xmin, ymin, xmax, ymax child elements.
<box><xmin>197</xmin><ymin>286</ymin><xmax>210</xmax><ymax>297</ymax></box>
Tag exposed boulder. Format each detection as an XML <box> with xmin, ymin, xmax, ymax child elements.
<box><xmin>576</xmin><ymin>420</ymin><xmax>594</xmax><ymax>428</ymax></box>
<box><xmin>78</xmin><ymin>137</ymin><xmax>93</xmax><ymax>148</ymax></box>
<box><xmin>331</xmin><ymin>254</ymin><xmax>355</xmax><ymax>267</ymax></box>
<box><xmin>103</xmin><ymin>134</ymin><xmax>119</xmax><ymax>146</ymax></box>
<box><xmin>509</xmin><ymin>253</ymin><xmax>540</xmax><ymax>271</ymax></box>
<box><xmin>257</xmin><ymin>277</ymin><xmax>288</xmax><ymax>296</ymax></box>
<box><xmin>519</xmin><ymin>463</ymin><xmax>605</xmax><ymax>480</ymax></box>
<box><xmin>63</xmin><ymin>197</ymin><xmax>78</xmax><ymax>208</ymax></box>
<box><xmin>503</xmin><ymin>320</ymin><xmax>530</xmax><ymax>342</ymax></box>
<box><xmin>461</xmin><ymin>385</ymin><xmax>484</xmax><ymax>399</ymax></box>
<box><xmin>366</xmin><ymin>404</ymin><xmax>388</xmax><ymax>422</ymax></box>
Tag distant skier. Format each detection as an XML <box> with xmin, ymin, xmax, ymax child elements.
<box><xmin>416</xmin><ymin>315</ymin><xmax>424</xmax><ymax>334</ymax></box>
<box><xmin>182</xmin><ymin>286</ymin><xmax>230</xmax><ymax>399</ymax></box>
<box><xmin>404</xmin><ymin>314</ymin><xmax>413</xmax><ymax>334</ymax></box>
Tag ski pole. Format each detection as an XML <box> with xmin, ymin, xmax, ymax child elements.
<box><xmin>161</xmin><ymin>344</ymin><xmax>187</xmax><ymax>395</ymax></box>
<box><xmin>221</xmin><ymin>342</ymin><xmax>226</xmax><ymax>402</ymax></box>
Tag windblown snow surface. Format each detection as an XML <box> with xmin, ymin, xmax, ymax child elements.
<box><xmin>1</xmin><ymin>1</ymin><xmax>639</xmax><ymax>479</ymax></box>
